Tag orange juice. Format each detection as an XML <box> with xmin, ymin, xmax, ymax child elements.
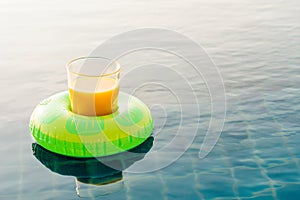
<box><xmin>69</xmin><ymin>77</ymin><xmax>119</xmax><ymax>116</ymax></box>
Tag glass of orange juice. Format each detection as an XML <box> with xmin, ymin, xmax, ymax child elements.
<box><xmin>67</xmin><ymin>57</ymin><xmax>120</xmax><ymax>116</ymax></box>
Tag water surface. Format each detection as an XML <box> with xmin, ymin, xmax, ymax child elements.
<box><xmin>0</xmin><ymin>0</ymin><xmax>299</xmax><ymax>199</ymax></box>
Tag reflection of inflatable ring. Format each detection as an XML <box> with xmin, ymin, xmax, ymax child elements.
<box><xmin>32</xmin><ymin>137</ymin><xmax>153</xmax><ymax>197</ymax></box>
<box><xmin>30</xmin><ymin>91</ymin><xmax>153</xmax><ymax>157</ymax></box>
<box><xmin>32</xmin><ymin>136</ymin><xmax>154</xmax><ymax>179</ymax></box>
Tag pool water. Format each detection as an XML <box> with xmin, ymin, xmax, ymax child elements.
<box><xmin>0</xmin><ymin>0</ymin><xmax>299</xmax><ymax>199</ymax></box>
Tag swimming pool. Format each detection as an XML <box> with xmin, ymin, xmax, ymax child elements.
<box><xmin>0</xmin><ymin>0</ymin><xmax>299</xmax><ymax>199</ymax></box>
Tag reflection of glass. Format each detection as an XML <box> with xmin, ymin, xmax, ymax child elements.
<box><xmin>67</xmin><ymin>57</ymin><xmax>121</xmax><ymax>116</ymax></box>
<box><xmin>76</xmin><ymin>173</ymin><xmax>124</xmax><ymax>197</ymax></box>
<box><xmin>32</xmin><ymin>137</ymin><xmax>153</xmax><ymax>198</ymax></box>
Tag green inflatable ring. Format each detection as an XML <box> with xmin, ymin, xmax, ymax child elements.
<box><xmin>29</xmin><ymin>91</ymin><xmax>153</xmax><ymax>158</ymax></box>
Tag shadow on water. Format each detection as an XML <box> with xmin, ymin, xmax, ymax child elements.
<box><xmin>32</xmin><ymin>136</ymin><xmax>154</xmax><ymax>197</ymax></box>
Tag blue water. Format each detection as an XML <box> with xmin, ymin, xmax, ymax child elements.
<box><xmin>0</xmin><ymin>0</ymin><xmax>299</xmax><ymax>199</ymax></box>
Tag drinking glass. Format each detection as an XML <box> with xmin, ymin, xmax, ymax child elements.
<box><xmin>67</xmin><ymin>57</ymin><xmax>121</xmax><ymax>116</ymax></box>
